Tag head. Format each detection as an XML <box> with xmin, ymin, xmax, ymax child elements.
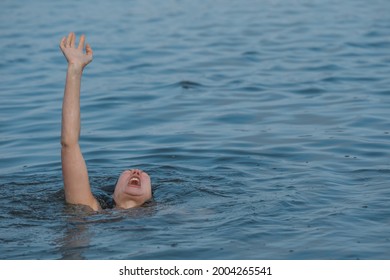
<box><xmin>113</xmin><ymin>169</ymin><xmax>152</xmax><ymax>209</ymax></box>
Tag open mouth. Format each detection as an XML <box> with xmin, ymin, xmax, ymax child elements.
<box><xmin>128</xmin><ymin>176</ymin><xmax>141</xmax><ymax>187</ymax></box>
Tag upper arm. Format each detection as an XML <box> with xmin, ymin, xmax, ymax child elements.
<box><xmin>61</xmin><ymin>144</ymin><xmax>100</xmax><ymax>211</ymax></box>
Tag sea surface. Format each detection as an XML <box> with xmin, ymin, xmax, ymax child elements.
<box><xmin>1</xmin><ymin>0</ymin><xmax>390</xmax><ymax>259</ymax></box>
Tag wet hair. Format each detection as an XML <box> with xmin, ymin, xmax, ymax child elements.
<box><xmin>95</xmin><ymin>190</ymin><xmax>116</xmax><ymax>209</ymax></box>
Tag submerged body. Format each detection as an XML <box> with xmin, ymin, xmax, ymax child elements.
<box><xmin>60</xmin><ymin>32</ymin><xmax>152</xmax><ymax>211</ymax></box>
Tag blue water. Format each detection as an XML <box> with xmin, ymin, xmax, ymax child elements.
<box><xmin>1</xmin><ymin>0</ymin><xmax>390</xmax><ymax>259</ymax></box>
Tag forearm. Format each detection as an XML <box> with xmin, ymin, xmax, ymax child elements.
<box><xmin>61</xmin><ymin>64</ymin><xmax>83</xmax><ymax>147</ymax></box>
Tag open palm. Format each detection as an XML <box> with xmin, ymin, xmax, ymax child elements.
<box><xmin>60</xmin><ymin>32</ymin><xmax>93</xmax><ymax>69</ymax></box>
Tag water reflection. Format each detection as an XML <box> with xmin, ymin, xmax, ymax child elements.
<box><xmin>58</xmin><ymin>206</ymin><xmax>95</xmax><ymax>260</ymax></box>
<box><xmin>57</xmin><ymin>203</ymin><xmax>158</xmax><ymax>259</ymax></box>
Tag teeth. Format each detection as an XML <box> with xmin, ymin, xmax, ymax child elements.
<box><xmin>130</xmin><ymin>177</ymin><xmax>140</xmax><ymax>185</ymax></box>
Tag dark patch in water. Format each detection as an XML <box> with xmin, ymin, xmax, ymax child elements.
<box><xmin>177</xmin><ymin>80</ymin><xmax>204</xmax><ymax>89</ymax></box>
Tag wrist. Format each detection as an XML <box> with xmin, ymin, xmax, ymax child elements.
<box><xmin>67</xmin><ymin>63</ymin><xmax>84</xmax><ymax>76</ymax></box>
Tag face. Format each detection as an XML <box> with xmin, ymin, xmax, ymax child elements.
<box><xmin>113</xmin><ymin>169</ymin><xmax>152</xmax><ymax>209</ymax></box>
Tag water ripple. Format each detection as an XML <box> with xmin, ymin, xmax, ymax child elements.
<box><xmin>1</xmin><ymin>0</ymin><xmax>390</xmax><ymax>259</ymax></box>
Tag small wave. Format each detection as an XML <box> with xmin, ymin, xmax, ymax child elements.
<box><xmin>125</xmin><ymin>63</ymin><xmax>154</xmax><ymax>71</ymax></box>
<box><xmin>153</xmin><ymin>80</ymin><xmax>206</xmax><ymax>90</ymax></box>
<box><xmin>347</xmin><ymin>41</ymin><xmax>390</xmax><ymax>49</ymax></box>
<box><xmin>176</xmin><ymin>80</ymin><xmax>204</xmax><ymax>89</ymax></box>
<box><xmin>242</xmin><ymin>51</ymin><xmax>260</xmax><ymax>56</ymax></box>
<box><xmin>293</xmin><ymin>87</ymin><xmax>327</xmax><ymax>95</ymax></box>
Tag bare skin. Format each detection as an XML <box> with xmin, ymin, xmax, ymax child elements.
<box><xmin>60</xmin><ymin>32</ymin><xmax>152</xmax><ymax>211</ymax></box>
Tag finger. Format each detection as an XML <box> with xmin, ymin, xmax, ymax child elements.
<box><xmin>78</xmin><ymin>34</ymin><xmax>85</xmax><ymax>50</ymax></box>
<box><xmin>66</xmin><ymin>32</ymin><xmax>73</xmax><ymax>47</ymax></box>
<box><xmin>86</xmin><ymin>43</ymin><xmax>93</xmax><ymax>56</ymax></box>
<box><xmin>59</xmin><ymin>36</ymin><xmax>66</xmax><ymax>50</ymax></box>
<box><xmin>70</xmin><ymin>32</ymin><xmax>76</xmax><ymax>48</ymax></box>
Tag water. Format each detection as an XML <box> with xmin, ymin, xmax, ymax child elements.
<box><xmin>1</xmin><ymin>0</ymin><xmax>390</xmax><ymax>259</ymax></box>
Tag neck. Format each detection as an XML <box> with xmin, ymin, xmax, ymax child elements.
<box><xmin>113</xmin><ymin>195</ymin><xmax>139</xmax><ymax>209</ymax></box>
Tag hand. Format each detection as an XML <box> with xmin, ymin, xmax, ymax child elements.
<box><xmin>60</xmin><ymin>32</ymin><xmax>93</xmax><ymax>70</ymax></box>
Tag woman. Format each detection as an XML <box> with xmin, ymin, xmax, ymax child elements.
<box><xmin>59</xmin><ymin>32</ymin><xmax>152</xmax><ymax>211</ymax></box>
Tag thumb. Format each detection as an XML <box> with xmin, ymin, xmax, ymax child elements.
<box><xmin>86</xmin><ymin>43</ymin><xmax>93</xmax><ymax>56</ymax></box>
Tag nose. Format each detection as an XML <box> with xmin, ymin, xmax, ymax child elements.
<box><xmin>131</xmin><ymin>169</ymin><xmax>142</xmax><ymax>175</ymax></box>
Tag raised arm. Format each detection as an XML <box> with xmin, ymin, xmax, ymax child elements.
<box><xmin>60</xmin><ymin>32</ymin><xmax>100</xmax><ymax>211</ymax></box>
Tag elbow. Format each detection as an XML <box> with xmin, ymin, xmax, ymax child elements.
<box><xmin>61</xmin><ymin>126</ymin><xmax>80</xmax><ymax>148</ymax></box>
<box><xmin>60</xmin><ymin>136</ymin><xmax>78</xmax><ymax>148</ymax></box>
